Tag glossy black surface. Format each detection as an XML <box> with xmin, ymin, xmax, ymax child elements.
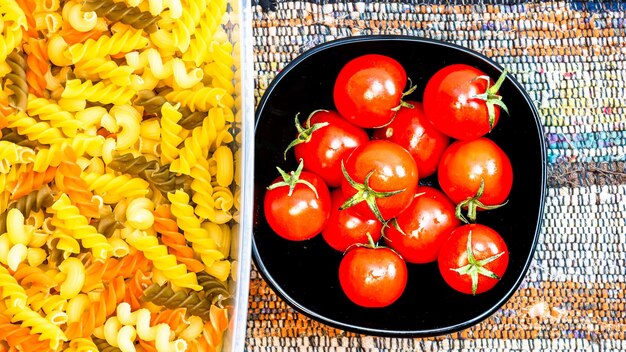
<box><xmin>252</xmin><ymin>36</ymin><xmax>546</xmax><ymax>337</ymax></box>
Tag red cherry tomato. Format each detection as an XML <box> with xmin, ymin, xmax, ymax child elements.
<box><xmin>423</xmin><ymin>64</ymin><xmax>508</xmax><ymax>140</ymax></box>
<box><xmin>285</xmin><ymin>110</ymin><xmax>369</xmax><ymax>188</ymax></box>
<box><xmin>372</xmin><ymin>102</ymin><xmax>450</xmax><ymax>178</ymax></box>
<box><xmin>339</xmin><ymin>243</ymin><xmax>408</xmax><ymax>307</ymax></box>
<box><xmin>341</xmin><ymin>140</ymin><xmax>418</xmax><ymax>221</ymax></box>
<box><xmin>322</xmin><ymin>189</ymin><xmax>383</xmax><ymax>252</ymax></box>
<box><xmin>333</xmin><ymin>54</ymin><xmax>409</xmax><ymax>128</ymax></box>
<box><xmin>263</xmin><ymin>162</ymin><xmax>331</xmax><ymax>241</ymax></box>
<box><xmin>437</xmin><ymin>138</ymin><xmax>513</xmax><ymax>223</ymax></box>
<box><xmin>438</xmin><ymin>224</ymin><xmax>509</xmax><ymax>295</ymax></box>
<box><xmin>384</xmin><ymin>186</ymin><xmax>460</xmax><ymax>264</ymax></box>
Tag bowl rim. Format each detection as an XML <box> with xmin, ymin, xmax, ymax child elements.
<box><xmin>252</xmin><ymin>34</ymin><xmax>547</xmax><ymax>337</ymax></box>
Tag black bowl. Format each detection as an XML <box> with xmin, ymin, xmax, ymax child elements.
<box><xmin>252</xmin><ymin>36</ymin><xmax>546</xmax><ymax>337</ymax></box>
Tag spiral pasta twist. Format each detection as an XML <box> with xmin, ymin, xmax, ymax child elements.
<box><xmin>11</xmin><ymin>264</ymin><xmax>56</xmax><ymax>291</ymax></box>
<box><xmin>6</xmin><ymin>50</ymin><xmax>28</xmax><ymax>111</ymax></box>
<box><xmin>6</xmin><ymin>111</ymin><xmax>65</xmax><ymax>145</ymax></box>
<box><xmin>83</xmin><ymin>249</ymin><xmax>150</xmax><ymax>291</ymax></box>
<box><xmin>3</xmin><ymin>303</ymin><xmax>68</xmax><ymax>349</ymax></box>
<box><xmin>82</xmin><ymin>0</ymin><xmax>160</xmax><ymax>33</ymax></box>
<box><xmin>141</xmin><ymin>283</ymin><xmax>212</xmax><ymax>321</ymax></box>
<box><xmin>168</xmin><ymin>190</ymin><xmax>223</xmax><ymax>269</ymax></box>
<box><xmin>153</xmin><ymin>204</ymin><xmax>204</xmax><ymax>273</ymax></box>
<box><xmin>0</xmin><ymin>313</ymin><xmax>51</xmax><ymax>352</ymax></box>
<box><xmin>73</xmin><ymin>57</ymin><xmax>135</xmax><ymax>87</ymax></box>
<box><xmin>66</xmin><ymin>337</ymin><xmax>99</xmax><ymax>352</ymax></box>
<box><xmin>126</xmin><ymin>49</ymin><xmax>203</xmax><ymax>89</ymax></box>
<box><xmin>93</xmin><ymin>211</ymin><xmax>122</xmax><ymax>238</ymax></box>
<box><xmin>55</xmin><ymin>150</ymin><xmax>100</xmax><ymax>219</ymax></box>
<box><xmin>165</xmin><ymin>86</ymin><xmax>233</xmax><ymax>112</ymax></box>
<box><xmin>183</xmin><ymin>0</ymin><xmax>225</xmax><ymax>66</ymax></box>
<box><xmin>0</xmin><ymin>264</ymin><xmax>28</xmax><ymax>307</ymax></box>
<box><xmin>134</xmin><ymin>89</ymin><xmax>205</xmax><ymax>129</ymax></box>
<box><xmin>32</xmin><ymin>133</ymin><xmax>105</xmax><ymax>172</ymax></box>
<box><xmin>204</xmin><ymin>40</ymin><xmax>235</xmax><ymax>95</ymax></box>
<box><xmin>124</xmin><ymin>229</ymin><xmax>201</xmax><ymax>291</ymax></box>
<box><xmin>49</xmin><ymin>194</ymin><xmax>111</xmax><ymax>260</ymax></box>
<box><xmin>64</xmin><ymin>276</ymin><xmax>126</xmax><ymax>339</ymax></box>
<box><xmin>24</xmin><ymin>38</ymin><xmax>49</xmax><ymax>98</ymax></box>
<box><xmin>196</xmin><ymin>271</ymin><xmax>229</xmax><ymax>305</ymax></box>
<box><xmin>124</xmin><ymin>269</ymin><xmax>150</xmax><ymax>311</ymax></box>
<box><xmin>7</xmin><ymin>165</ymin><xmax>56</xmax><ymax>200</ymax></box>
<box><xmin>0</xmin><ymin>126</ymin><xmax>37</xmax><ymax>148</ymax></box>
<box><xmin>170</xmin><ymin>107</ymin><xmax>232</xmax><ymax>175</ymax></box>
<box><xmin>160</xmin><ymin>102</ymin><xmax>184</xmax><ymax>164</ymax></box>
<box><xmin>82</xmin><ymin>172</ymin><xmax>150</xmax><ymax>204</ymax></box>
<box><xmin>26</xmin><ymin>95</ymin><xmax>82</xmax><ymax>137</ymax></box>
<box><xmin>61</xmin><ymin>79</ymin><xmax>136</xmax><ymax>106</ymax></box>
<box><xmin>67</xmin><ymin>29</ymin><xmax>148</xmax><ymax>64</ymax></box>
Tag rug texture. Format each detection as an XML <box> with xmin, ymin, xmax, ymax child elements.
<box><xmin>246</xmin><ymin>1</ymin><xmax>626</xmax><ymax>351</ymax></box>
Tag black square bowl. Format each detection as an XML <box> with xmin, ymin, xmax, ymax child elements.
<box><xmin>252</xmin><ymin>36</ymin><xmax>546</xmax><ymax>337</ymax></box>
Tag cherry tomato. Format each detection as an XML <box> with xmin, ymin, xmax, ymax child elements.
<box><xmin>423</xmin><ymin>64</ymin><xmax>508</xmax><ymax>140</ymax></box>
<box><xmin>284</xmin><ymin>110</ymin><xmax>369</xmax><ymax>188</ymax></box>
<box><xmin>341</xmin><ymin>140</ymin><xmax>418</xmax><ymax>222</ymax></box>
<box><xmin>384</xmin><ymin>186</ymin><xmax>460</xmax><ymax>264</ymax></box>
<box><xmin>438</xmin><ymin>224</ymin><xmax>509</xmax><ymax>295</ymax></box>
<box><xmin>437</xmin><ymin>138</ymin><xmax>513</xmax><ymax>223</ymax></box>
<box><xmin>322</xmin><ymin>189</ymin><xmax>383</xmax><ymax>252</ymax></box>
<box><xmin>372</xmin><ymin>102</ymin><xmax>450</xmax><ymax>178</ymax></box>
<box><xmin>339</xmin><ymin>242</ymin><xmax>408</xmax><ymax>307</ymax></box>
<box><xmin>263</xmin><ymin>161</ymin><xmax>331</xmax><ymax>241</ymax></box>
<box><xmin>333</xmin><ymin>54</ymin><xmax>409</xmax><ymax>128</ymax></box>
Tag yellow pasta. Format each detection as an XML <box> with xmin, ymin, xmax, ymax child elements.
<box><xmin>0</xmin><ymin>141</ymin><xmax>36</xmax><ymax>173</ymax></box>
<box><xmin>58</xmin><ymin>257</ymin><xmax>86</xmax><ymax>299</ymax></box>
<box><xmin>160</xmin><ymin>102</ymin><xmax>184</xmax><ymax>164</ymax></box>
<box><xmin>67</xmin><ymin>28</ymin><xmax>149</xmax><ymax>63</ymax></box>
<box><xmin>124</xmin><ymin>229</ymin><xmax>201</xmax><ymax>291</ymax></box>
<box><xmin>27</xmin><ymin>94</ymin><xmax>83</xmax><ymax>137</ymax></box>
<box><xmin>49</xmin><ymin>194</ymin><xmax>112</xmax><ymax>260</ymax></box>
<box><xmin>82</xmin><ymin>172</ymin><xmax>150</xmax><ymax>204</ymax></box>
<box><xmin>62</xmin><ymin>1</ymin><xmax>98</xmax><ymax>32</ymax></box>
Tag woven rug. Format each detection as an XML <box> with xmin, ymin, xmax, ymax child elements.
<box><xmin>246</xmin><ymin>1</ymin><xmax>626</xmax><ymax>351</ymax></box>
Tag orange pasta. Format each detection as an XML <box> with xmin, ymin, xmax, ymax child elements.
<box><xmin>14</xmin><ymin>0</ymin><xmax>37</xmax><ymax>40</ymax></box>
<box><xmin>9</xmin><ymin>165</ymin><xmax>56</xmax><ymax>200</ymax></box>
<box><xmin>154</xmin><ymin>205</ymin><xmax>205</xmax><ymax>273</ymax></box>
<box><xmin>151</xmin><ymin>307</ymin><xmax>187</xmax><ymax>330</ymax></box>
<box><xmin>138</xmin><ymin>339</ymin><xmax>157</xmax><ymax>352</ymax></box>
<box><xmin>59</xmin><ymin>24</ymin><xmax>105</xmax><ymax>46</ymax></box>
<box><xmin>64</xmin><ymin>276</ymin><xmax>126</xmax><ymax>339</ymax></box>
<box><xmin>125</xmin><ymin>269</ymin><xmax>151</xmax><ymax>311</ymax></box>
<box><xmin>0</xmin><ymin>313</ymin><xmax>52</xmax><ymax>352</ymax></box>
<box><xmin>55</xmin><ymin>148</ymin><xmax>100</xmax><ymax>219</ymax></box>
<box><xmin>83</xmin><ymin>249</ymin><xmax>151</xmax><ymax>291</ymax></box>
<box><xmin>190</xmin><ymin>305</ymin><xmax>229</xmax><ymax>352</ymax></box>
<box><xmin>11</xmin><ymin>264</ymin><xmax>57</xmax><ymax>291</ymax></box>
<box><xmin>24</xmin><ymin>38</ymin><xmax>49</xmax><ymax>98</ymax></box>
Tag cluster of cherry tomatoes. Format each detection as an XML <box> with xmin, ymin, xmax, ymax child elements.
<box><xmin>263</xmin><ymin>54</ymin><xmax>514</xmax><ymax>308</ymax></box>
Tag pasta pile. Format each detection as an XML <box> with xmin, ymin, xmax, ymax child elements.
<box><xmin>0</xmin><ymin>0</ymin><xmax>241</xmax><ymax>350</ymax></box>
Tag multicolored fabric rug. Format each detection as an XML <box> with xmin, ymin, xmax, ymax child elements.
<box><xmin>246</xmin><ymin>1</ymin><xmax>626</xmax><ymax>350</ymax></box>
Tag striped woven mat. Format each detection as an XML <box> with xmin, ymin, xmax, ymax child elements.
<box><xmin>246</xmin><ymin>1</ymin><xmax>626</xmax><ymax>351</ymax></box>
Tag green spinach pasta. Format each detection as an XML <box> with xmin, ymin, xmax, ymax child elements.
<box><xmin>0</xmin><ymin>0</ymin><xmax>239</xmax><ymax>350</ymax></box>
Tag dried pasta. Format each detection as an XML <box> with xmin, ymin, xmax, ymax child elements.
<box><xmin>0</xmin><ymin>0</ymin><xmax>239</xmax><ymax>349</ymax></box>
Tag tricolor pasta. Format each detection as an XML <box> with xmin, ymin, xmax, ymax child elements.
<box><xmin>0</xmin><ymin>0</ymin><xmax>237</xmax><ymax>350</ymax></box>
